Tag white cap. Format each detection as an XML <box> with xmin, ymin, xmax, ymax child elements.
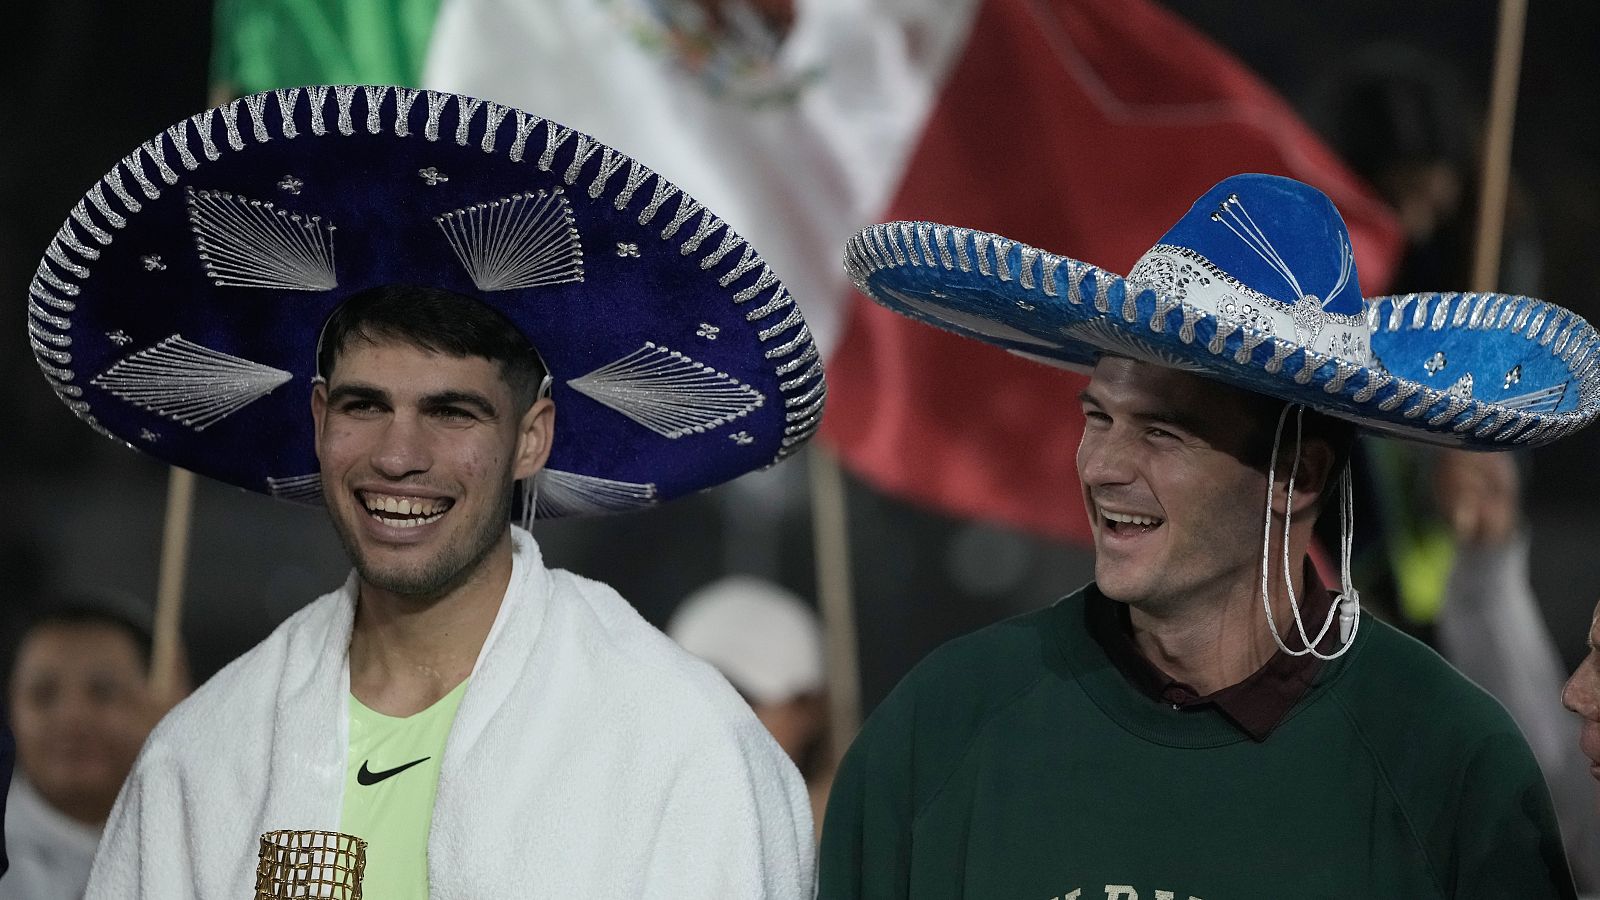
<box><xmin>668</xmin><ymin>576</ymin><xmax>825</xmax><ymax>706</ymax></box>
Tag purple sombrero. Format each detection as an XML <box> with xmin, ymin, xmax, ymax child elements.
<box><xmin>29</xmin><ymin>86</ymin><xmax>826</xmax><ymax>517</ymax></box>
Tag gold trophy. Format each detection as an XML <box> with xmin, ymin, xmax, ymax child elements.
<box><xmin>254</xmin><ymin>830</ymin><xmax>366</xmax><ymax>899</ymax></box>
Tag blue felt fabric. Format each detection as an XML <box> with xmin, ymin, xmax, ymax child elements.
<box><xmin>1156</xmin><ymin>174</ymin><xmax>1364</xmax><ymax>317</ymax></box>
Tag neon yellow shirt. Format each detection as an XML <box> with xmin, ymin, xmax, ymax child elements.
<box><xmin>340</xmin><ymin>680</ymin><xmax>469</xmax><ymax>900</ymax></box>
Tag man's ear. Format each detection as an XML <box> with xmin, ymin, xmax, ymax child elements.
<box><xmin>310</xmin><ymin>381</ymin><xmax>328</xmax><ymax>454</ymax></box>
<box><xmin>1272</xmin><ymin>436</ymin><xmax>1336</xmax><ymax>518</ymax></box>
<box><xmin>512</xmin><ymin>398</ymin><xmax>556</xmax><ymax>481</ymax></box>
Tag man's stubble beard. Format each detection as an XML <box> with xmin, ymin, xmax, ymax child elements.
<box><xmin>327</xmin><ymin>482</ymin><xmax>515</xmax><ymax>604</ymax></box>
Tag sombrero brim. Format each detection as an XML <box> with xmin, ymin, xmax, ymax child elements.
<box><xmin>29</xmin><ymin>86</ymin><xmax>826</xmax><ymax>518</ymax></box>
<box><xmin>845</xmin><ymin>221</ymin><xmax>1600</xmax><ymax>449</ymax></box>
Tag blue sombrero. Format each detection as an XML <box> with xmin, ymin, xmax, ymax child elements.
<box><xmin>845</xmin><ymin>174</ymin><xmax>1599</xmax><ymax>449</ymax></box>
<box><xmin>29</xmin><ymin>86</ymin><xmax>825</xmax><ymax>517</ymax></box>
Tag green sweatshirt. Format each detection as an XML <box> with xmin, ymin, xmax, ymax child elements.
<box><xmin>818</xmin><ymin>585</ymin><xmax>1574</xmax><ymax>900</ymax></box>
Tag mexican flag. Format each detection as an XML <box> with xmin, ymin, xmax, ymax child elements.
<box><xmin>213</xmin><ymin>0</ymin><xmax>1402</xmax><ymax>543</ymax></box>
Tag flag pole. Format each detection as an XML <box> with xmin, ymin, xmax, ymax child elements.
<box><xmin>149</xmin><ymin>467</ymin><xmax>195</xmax><ymax>707</ymax></box>
<box><xmin>808</xmin><ymin>444</ymin><xmax>862</xmax><ymax>761</ymax></box>
<box><xmin>146</xmin><ymin>81</ymin><xmax>239</xmax><ymax>709</ymax></box>
<box><xmin>1434</xmin><ymin>0</ymin><xmax>1527</xmax><ymax>545</ymax></box>
<box><xmin>1470</xmin><ymin>0</ymin><xmax>1527</xmax><ymax>292</ymax></box>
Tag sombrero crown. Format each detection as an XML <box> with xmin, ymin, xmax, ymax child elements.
<box><xmin>29</xmin><ymin>86</ymin><xmax>825</xmax><ymax>517</ymax></box>
<box><xmin>845</xmin><ymin>173</ymin><xmax>1599</xmax><ymax>448</ymax></box>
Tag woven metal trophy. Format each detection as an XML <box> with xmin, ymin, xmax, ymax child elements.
<box><xmin>254</xmin><ymin>830</ymin><xmax>366</xmax><ymax>899</ymax></box>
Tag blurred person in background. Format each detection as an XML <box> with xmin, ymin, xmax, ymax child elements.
<box><xmin>1</xmin><ymin>603</ymin><xmax>156</xmax><ymax>900</ymax></box>
<box><xmin>1565</xmin><ymin>599</ymin><xmax>1600</xmax><ymax>782</ymax></box>
<box><xmin>1307</xmin><ymin>42</ymin><xmax>1543</xmax><ymax>641</ymax></box>
<box><xmin>1437</xmin><ymin>454</ymin><xmax>1600</xmax><ymax>889</ymax></box>
<box><xmin>671</xmin><ymin>576</ymin><xmax>834</xmax><ymax>835</ymax></box>
<box><xmin>1306</xmin><ymin>41</ymin><xmax>1533</xmax><ymax>633</ymax></box>
<box><xmin>1310</xmin><ymin>43</ymin><xmax>1600</xmax><ymax>889</ymax></box>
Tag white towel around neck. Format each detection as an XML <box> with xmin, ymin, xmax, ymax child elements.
<box><xmin>85</xmin><ymin>527</ymin><xmax>814</xmax><ymax>898</ymax></box>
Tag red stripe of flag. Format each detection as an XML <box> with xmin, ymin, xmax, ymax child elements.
<box><xmin>819</xmin><ymin>0</ymin><xmax>1402</xmax><ymax>544</ymax></box>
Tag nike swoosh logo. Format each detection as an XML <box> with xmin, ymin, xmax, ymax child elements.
<box><xmin>357</xmin><ymin>757</ymin><xmax>430</xmax><ymax>786</ymax></box>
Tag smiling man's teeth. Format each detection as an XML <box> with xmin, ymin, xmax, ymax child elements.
<box><xmin>374</xmin><ymin>511</ymin><xmax>445</xmax><ymax>529</ymax></box>
<box><xmin>1102</xmin><ymin>510</ymin><xmax>1162</xmax><ymax>527</ymax></box>
<box><xmin>362</xmin><ymin>494</ymin><xmax>450</xmax><ymax>517</ymax></box>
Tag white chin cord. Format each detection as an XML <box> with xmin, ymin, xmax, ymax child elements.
<box><xmin>1259</xmin><ymin>404</ymin><xmax>1360</xmax><ymax>660</ymax></box>
<box><xmin>518</xmin><ymin>478</ymin><xmax>539</xmax><ymax>531</ymax></box>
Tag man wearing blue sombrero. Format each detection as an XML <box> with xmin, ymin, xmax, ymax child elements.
<box><xmin>818</xmin><ymin>174</ymin><xmax>1591</xmax><ymax>898</ymax></box>
<box><xmin>29</xmin><ymin>86</ymin><xmax>823</xmax><ymax>898</ymax></box>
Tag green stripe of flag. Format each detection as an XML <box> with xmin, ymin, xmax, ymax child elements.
<box><xmin>212</xmin><ymin>0</ymin><xmax>443</xmax><ymax>93</ymax></box>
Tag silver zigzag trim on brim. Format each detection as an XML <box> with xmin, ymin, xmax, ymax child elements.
<box><xmin>844</xmin><ymin>221</ymin><xmax>1599</xmax><ymax>448</ymax></box>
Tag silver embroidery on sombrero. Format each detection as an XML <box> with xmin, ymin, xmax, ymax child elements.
<box><xmin>532</xmin><ymin>469</ymin><xmax>658</xmax><ymax>518</ymax></box>
<box><xmin>436</xmin><ymin>188</ymin><xmax>584</xmax><ymax>291</ymax></box>
<box><xmin>266</xmin><ymin>473</ymin><xmax>324</xmax><ymax>505</ymax></box>
<box><xmin>1127</xmin><ymin>194</ymin><xmax>1369</xmax><ymax>364</ymax></box>
<box><xmin>880</xmin><ymin>285</ymin><xmax>1058</xmax><ymax>348</ymax></box>
<box><xmin>1130</xmin><ymin>241</ymin><xmax>1369</xmax><ymax>364</ymax></box>
<box><xmin>568</xmin><ymin>342</ymin><xmax>765</xmax><ymax>438</ymax></box>
<box><xmin>90</xmin><ymin>335</ymin><xmax>292</xmax><ymax>430</ymax></box>
<box><xmin>1500</xmin><ymin>383</ymin><xmax>1566</xmax><ymax>413</ymax></box>
<box><xmin>1212</xmin><ymin>193</ymin><xmax>1356</xmax><ymax>350</ymax></box>
<box><xmin>186</xmin><ymin>189</ymin><xmax>337</xmax><ymax>291</ymax></box>
<box><xmin>1129</xmin><ymin>252</ymin><xmax>1271</xmax><ymax>341</ymax></box>
<box><xmin>1365</xmin><ymin>293</ymin><xmax>1600</xmax><ymax>442</ymax></box>
<box><xmin>1061</xmin><ymin>317</ymin><xmax>1207</xmax><ymax>373</ymax></box>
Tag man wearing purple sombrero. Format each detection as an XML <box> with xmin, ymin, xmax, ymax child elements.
<box><xmin>818</xmin><ymin>174</ymin><xmax>1592</xmax><ymax>898</ymax></box>
<box><xmin>29</xmin><ymin>86</ymin><xmax>824</xmax><ymax>898</ymax></box>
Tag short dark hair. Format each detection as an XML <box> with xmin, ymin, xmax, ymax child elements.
<box><xmin>317</xmin><ymin>284</ymin><xmax>548</xmax><ymax>408</ymax></box>
<box><xmin>5</xmin><ymin>601</ymin><xmax>154</xmax><ymax>693</ymax></box>
<box><xmin>1239</xmin><ymin>397</ymin><xmax>1359</xmax><ymax>514</ymax></box>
